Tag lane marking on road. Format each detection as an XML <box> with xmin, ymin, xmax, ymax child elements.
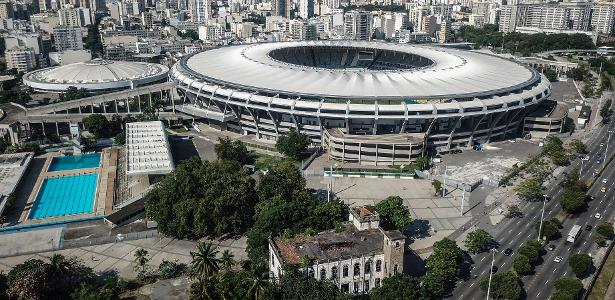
<box><xmin>563</xmin><ymin>271</ymin><xmax>567</xmax><ymax>276</ymax></box>
<box><xmin>509</xmin><ymin>229</ymin><xmax>513</xmax><ymax>233</ymax></box>
<box><xmin>545</xmin><ymin>279</ymin><xmax>550</xmax><ymax>284</ymax></box>
<box><xmin>537</xmin><ymin>291</ymin><xmax>542</xmax><ymax>297</ymax></box>
<box><xmin>553</xmin><ymin>268</ymin><xmax>557</xmax><ymax>273</ymax></box>
<box><xmin>516</xmin><ymin>231</ymin><xmax>522</xmax><ymax>237</ymax></box>
<box><xmin>469</xmin><ymin>283</ymin><xmax>475</xmax><ymax>288</ymax></box>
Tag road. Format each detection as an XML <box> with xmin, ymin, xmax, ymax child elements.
<box><xmin>452</xmin><ymin>120</ymin><xmax>615</xmax><ymax>300</ymax></box>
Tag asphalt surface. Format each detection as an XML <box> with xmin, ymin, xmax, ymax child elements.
<box><xmin>452</xmin><ymin>121</ymin><xmax>615</xmax><ymax>300</ymax></box>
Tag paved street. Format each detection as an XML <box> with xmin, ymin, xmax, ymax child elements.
<box><xmin>451</xmin><ymin>119</ymin><xmax>615</xmax><ymax>299</ymax></box>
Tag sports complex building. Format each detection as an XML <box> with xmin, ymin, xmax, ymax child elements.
<box><xmin>171</xmin><ymin>41</ymin><xmax>552</xmax><ymax>165</ymax></box>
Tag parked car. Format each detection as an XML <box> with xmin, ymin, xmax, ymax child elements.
<box><xmin>503</xmin><ymin>248</ymin><xmax>513</xmax><ymax>256</ymax></box>
<box><xmin>554</xmin><ymin>256</ymin><xmax>563</xmax><ymax>263</ymax></box>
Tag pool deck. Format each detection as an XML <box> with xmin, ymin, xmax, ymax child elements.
<box><xmin>19</xmin><ymin>150</ymin><xmax>118</xmax><ymax>224</ymax></box>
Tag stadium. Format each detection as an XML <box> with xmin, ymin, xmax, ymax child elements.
<box><xmin>23</xmin><ymin>59</ymin><xmax>169</xmax><ymax>94</ymax></box>
<box><xmin>170</xmin><ymin>40</ymin><xmax>552</xmax><ymax>165</ymax></box>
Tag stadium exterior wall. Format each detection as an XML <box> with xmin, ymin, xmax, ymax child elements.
<box><xmin>170</xmin><ymin>45</ymin><xmax>552</xmax><ymax>165</ymax></box>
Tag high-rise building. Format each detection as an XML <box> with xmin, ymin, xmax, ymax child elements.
<box><xmin>141</xmin><ymin>12</ymin><xmax>152</xmax><ymax>28</ymax></box>
<box><xmin>438</xmin><ymin>19</ymin><xmax>451</xmax><ymax>43</ymax></box>
<box><xmin>0</xmin><ymin>0</ymin><xmax>14</xmax><ymax>19</ymax></box>
<box><xmin>591</xmin><ymin>5</ymin><xmax>615</xmax><ymax>35</ymax></box>
<box><xmin>344</xmin><ymin>10</ymin><xmax>372</xmax><ymax>40</ymax></box>
<box><xmin>38</xmin><ymin>0</ymin><xmax>52</xmax><ymax>12</ymax></box>
<box><xmin>6</xmin><ymin>47</ymin><xmax>36</xmax><ymax>72</ymax></box>
<box><xmin>299</xmin><ymin>0</ymin><xmax>314</xmax><ymax>19</ymax></box>
<box><xmin>53</xmin><ymin>26</ymin><xmax>84</xmax><ymax>51</ymax></box>
<box><xmin>272</xmin><ymin>0</ymin><xmax>291</xmax><ymax>19</ymax></box>
<box><xmin>4</xmin><ymin>33</ymin><xmax>41</xmax><ymax>54</ymax></box>
<box><xmin>499</xmin><ymin>3</ymin><xmax>595</xmax><ymax>33</ymax></box>
<box><xmin>191</xmin><ymin>0</ymin><xmax>211</xmax><ymax>23</ymax></box>
<box><xmin>289</xmin><ymin>19</ymin><xmax>317</xmax><ymax>40</ymax></box>
<box><xmin>59</xmin><ymin>8</ymin><xmax>91</xmax><ymax>27</ymax></box>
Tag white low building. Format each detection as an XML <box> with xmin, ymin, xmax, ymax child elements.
<box><xmin>125</xmin><ymin>121</ymin><xmax>174</xmax><ymax>176</ymax></box>
<box><xmin>0</xmin><ymin>152</ymin><xmax>34</xmax><ymax>216</ymax></box>
<box><xmin>269</xmin><ymin>207</ymin><xmax>406</xmax><ymax>295</ymax></box>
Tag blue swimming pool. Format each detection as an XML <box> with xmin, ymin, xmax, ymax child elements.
<box><xmin>48</xmin><ymin>153</ymin><xmax>100</xmax><ymax>172</ymax></box>
<box><xmin>29</xmin><ymin>174</ymin><xmax>98</xmax><ymax>219</ymax></box>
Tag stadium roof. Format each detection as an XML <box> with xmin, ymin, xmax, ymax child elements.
<box><xmin>23</xmin><ymin>59</ymin><xmax>169</xmax><ymax>93</ymax></box>
<box><xmin>180</xmin><ymin>40</ymin><xmax>540</xmax><ymax>100</ymax></box>
<box><xmin>125</xmin><ymin>121</ymin><xmax>174</xmax><ymax>176</ymax></box>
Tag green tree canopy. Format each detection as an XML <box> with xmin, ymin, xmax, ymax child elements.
<box><xmin>536</xmin><ymin>218</ymin><xmax>562</xmax><ymax>241</ymax></box>
<box><xmin>373</xmin><ymin>196</ymin><xmax>413</xmax><ymax>231</ymax></box>
<box><xmin>63</xmin><ymin>86</ymin><xmax>89</xmax><ymax>101</ymax></box>
<box><xmin>82</xmin><ymin>114</ymin><xmax>111</xmax><ymax>139</ymax></box>
<box><xmin>275</xmin><ymin>128</ymin><xmax>310</xmax><ymax>160</ymax></box>
<box><xmin>569</xmin><ymin>139</ymin><xmax>587</xmax><ymax>155</ymax></box>
<box><xmin>215</xmin><ymin>137</ymin><xmax>253</xmax><ymax>165</ymax></box>
<box><xmin>464</xmin><ymin>228</ymin><xmax>494</xmax><ymax>254</ymax></box>
<box><xmin>568</xmin><ymin>254</ymin><xmax>593</xmax><ymax>278</ymax></box>
<box><xmin>145</xmin><ymin>157</ymin><xmax>258</xmax><ymax>239</ymax></box>
<box><xmin>515</xmin><ymin>178</ymin><xmax>544</xmax><ymax>201</ymax></box>
<box><xmin>513</xmin><ymin>254</ymin><xmax>532</xmax><ymax>276</ymax></box>
<box><xmin>560</xmin><ymin>190</ymin><xmax>587</xmax><ymax>213</ymax></box>
<box><xmin>597</xmin><ymin>222</ymin><xmax>615</xmax><ymax>239</ymax></box>
<box><xmin>551</xmin><ymin>277</ymin><xmax>584</xmax><ymax>300</ymax></box>
<box><xmin>479</xmin><ymin>271</ymin><xmax>524</xmax><ymax>300</ymax></box>
<box><xmin>370</xmin><ymin>274</ymin><xmax>424</xmax><ymax>299</ymax></box>
<box><xmin>544</xmin><ymin>69</ymin><xmax>558</xmax><ymax>82</ymax></box>
<box><xmin>423</xmin><ymin>238</ymin><xmax>464</xmax><ymax>298</ymax></box>
<box><xmin>518</xmin><ymin>240</ymin><xmax>543</xmax><ymax>266</ymax></box>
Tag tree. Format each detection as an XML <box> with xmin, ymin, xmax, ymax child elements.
<box><xmin>570</xmin><ymin>139</ymin><xmax>587</xmax><ymax>155</ymax></box>
<box><xmin>536</xmin><ymin>218</ymin><xmax>562</xmax><ymax>241</ymax></box>
<box><xmin>413</xmin><ymin>155</ymin><xmax>430</xmax><ymax>171</ymax></box>
<box><xmin>114</xmin><ymin>132</ymin><xmax>125</xmax><ymax>145</ymax></box>
<box><xmin>145</xmin><ymin>158</ymin><xmax>258</xmax><ymax>238</ymax></box>
<box><xmin>513</xmin><ymin>254</ymin><xmax>532</xmax><ymax>276</ymax></box>
<box><xmin>220</xmin><ymin>249</ymin><xmax>236</xmax><ymax>271</ymax></box>
<box><xmin>82</xmin><ymin>114</ymin><xmax>111</xmax><ymax>139</ymax></box>
<box><xmin>544</xmin><ymin>136</ymin><xmax>564</xmax><ymax>155</ymax></box>
<box><xmin>274</xmin><ymin>271</ymin><xmax>350</xmax><ymax>300</ymax></box>
<box><xmin>568</xmin><ymin>253</ymin><xmax>593</xmax><ymax>278</ymax></box>
<box><xmin>63</xmin><ymin>86</ymin><xmax>89</xmax><ymax>101</ymax></box>
<box><xmin>596</xmin><ymin>222</ymin><xmax>615</xmax><ymax>239</ymax></box>
<box><xmin>464</xmin><ymin>229</ymin><xmax>494</xmax><ymax>254</ymax></box>
<box><xmin>190</xmin><ymin>242</ymin><xmax>221</xmax><ymax>280</ymax></box>
<box><xmin>7</xmin><ymin>256</ymin><xmax>94</xmax><ymax>300</ymax></box>
<box><xmin>158</xmin><ymin>260</ymin><xmax>186</xmax><ymax>279</ymax></box>
<box><xmin>551</xmin><ymin>150</ymin><xmax>570</xmax><ymax>166</ymax></box>
<box><xmin>423</xmin><ymin>238</ymin><xmax>464</xmax><ymax>298</ymax></box>
<box><xmin>600</xmin><ymin>99</ymin><xmax>612</xmax><ymax>119</ymax></box>
<box><xmin>133</xmin><ymin>248</ymin><xmax>149</xmax><ymax>274</ymax></box>
<box><xmin>479</xmin><ymin>271</ymin><xmax>524</xmax><ymax>300</ymax></box>
<box><xmin>596</xmin><ymin>235</ymin><xmax>608</xmax><ymax>247</ymax></box>
<box><xmin>369</xmin><ymin>274</ymin><xmax>424</xmax><ymax>299</ymax></box>
<box><xmin>544</xmin><ymin>69</ymin><xmax>558</xmax><ymax>82</ymax></box>
<box><xmin>432</xmin><ymin>179</ymin><xmax>442</xmax><ymax>195</ymax></box>
<box><xmin>275</xmin><ymin>128</ymin><xmax>310</xmax><ymax>160</ymax></box>
<box><xmin>248</xmin><ymin>270</ymin><xmax>271</xmax><ymax>300</ymax></box>
<box><xmin>506</xmin><ymin>204</ymin><xmax>522</xmax><ymax>218</ymax></box>
<box><xmin>518</xmin><ymin>240</ymin><xmax>543</xmax><ymax>266</ymax></box>
<box><xmin>559</xmin><ymin>189</ymin><xmax>586</xmax><ymax>213</ymax></box>
<box><xmin>373</xmin><ymin>196</ymin><xmax>412</xmax><ymax>231</ymax></box>
<box><xmin>515</xmin><ymin>178</ymin><xmax>544</xmax><ymax>201</ymax></box>
<box><xmin>215</xmin><ymin>137</ymin><xmax>253</xmax><ymax>165</ymax></box>
<box><xmin>552</xmin><ymin>277</ymin><xmax>584</xmax><ymax>300</ymax></box>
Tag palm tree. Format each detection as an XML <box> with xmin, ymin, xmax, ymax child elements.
<box><xmin>49</xmin><ymin>254</ymin><xmax>70</xmax><ymax>276</ymax></box>
<box><xmin>190</xmin><ymin>242</ymin><xmax>221</xmax><ymax>280</ymax></box>
<box><xmin>248</xmin><ymin>270</ymin><xmax>270</xmax><ymax>300</ymax></box>
<box><xmin>133</xmin><ymin>248</ymin><xmax>149</xmax><ymax>273</ymax></box>
<box><xmin>220</xmin><ymin>249</ymin><xmax>235</xmax><ymax>271</ymax></box>
<box><xmin>189</xmin><ymin>277</ymin><xmax>220</xmax><ymax>300</ymax></box>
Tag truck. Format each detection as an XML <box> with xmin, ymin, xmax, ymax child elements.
<box><xmin>567</xmin><ymin>225</ymin><xmax>582</xmax><ymax>243</ymax></box>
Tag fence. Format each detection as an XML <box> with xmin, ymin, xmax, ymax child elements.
<box><xmin>61</xmin><ymin>230</ymin><xmax>160</xmax><ymax>249</ymax></box>
<box><xmin>324</xmin><ymin>167</ymin><xmax>416</xmax><ymax>179</ymax></box>
<box><xmin>301</xmin><ymin>148</ymin><xmax>322</xmax><ymax>170</ymax></box>
<box><xmin>415</xmin><ymin>170</ymin><xmax>480</xmax><ymax>192</ymax></box>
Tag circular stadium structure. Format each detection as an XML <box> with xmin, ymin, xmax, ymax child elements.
<box><xmin>23</xmin><ymin>59</ymin><xmax>169</xmax><ymax>94</ymax></box>
<box><xmin>171</xmin><ymin>41</ymin><xmax>552</xmax><ymax>165</ymax></box>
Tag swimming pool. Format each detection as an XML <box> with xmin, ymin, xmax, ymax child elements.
<box><xmin>48</xmin><ymin>153</ymin><xmax>100</xmax><ymax>172</ymax></box>
<box><xmin>29</xmin><ymin>174</ymin><xmax>98</xmax><ymax>219</ymax></box>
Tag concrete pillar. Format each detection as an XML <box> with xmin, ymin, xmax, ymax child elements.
<box><xmin>91</xmin><ymin>103</ymin><xmax>94</xmax><ymax>113</ymax></box>
<box><xmin>138</xmin><ymin>95</ymin><xmax>142</xmax><ymax>112</ymax></box>
<box><xmin>114</xmin><ymin>100</ymin><xmax>119</xmax><ymax>113</ymax></box>
<box><xmin>103</xmin><ymin>101</ymin><xmax>107</xmax><ymax>113</ymax></box>
<box><xmin>148</xmin><ymin>93</ymin><xmax>152</xmax><ymax>108</ymax></box>
<box><xmin>126</xmin><ymin>98</ymin><xmax>131</xmax><ymax>113</ymax></box>
<box><xmin>78</xmin><ymin>105</ymin><xmax>82</xmax><ymax>114</ymax></box>
<box><xmin>55</xmin><ymin>122</ymin><xmax>59</xmax><ymax>136</ymax></box>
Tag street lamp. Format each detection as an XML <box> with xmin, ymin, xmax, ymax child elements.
<box><xmin>604</xmin><ymin>130</ymin><xmax>614</xmax><ymax>166</ymax></box>
<box><xmin>537</xmin><ymin>194</ymin><xmax>548</xmax><ymax>242</ymax></box>
<box><xmin>580</xmin><ymin>155</ymin><xmax>589</xmax><ymax>177</ymax></box>
<box><xmin>327</xmin><ymin>163</ymin><xmax>338</xmax><ymax>202</ymax></box>
<box><xmin>486</xmin><ymin>248</ymin><xmax>498</xmax><ymax>300</ymax></box>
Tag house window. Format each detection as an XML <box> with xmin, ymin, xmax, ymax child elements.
<box><xmin>343</xmin><ymin>265</ymin><xmax>349</xmax><ymax>277</ymax></box>
<box><xmin>308</xmin><ymin>268</ymin><xmax>315</xmax><ymax>278</ymax></box>
<box><xmin>364</xmin><ymin>261</ymin><xmax>371</xmax><ymax>274</ymax></box>
<box><xmin>320</xmin><ymin>267</ymin><xmax>326</xmax><ymax>280</ymax></box>
<box><xmin>394</xmin><ymin>264</ymin><xmax>399</xmax><ymax>274</ymax></box>
<box><xmin>331</xmin><ymin>266</ymin><xmax>338</xmax><ymax>279</ymax></box>
<box><xmin>353</xmin><ymin>263</ymin><xmax>360</xmax><ymax>276</ymax></box>
<box><xmin>375</xmin><ymin>260</ymin><xmax>382</xmax><ymax>272</ymax></box>
<box><xmin>364</xmin><ymin>280</ymin><xmax>370</xmax><ymax>292</ymax></box>
<box><xmin>341</xmin><ymin>283</ymin><xmax>349</xmax><ymax>292</ymax></box>
<box><xmin>395</xmin><ymin>241</ymin><xmax>400</xmax><ymax>248</ymax></box>
<box><xmin>375</xmin><ymin>278</ymin><xmax>381</xmax><ymax>288</ymax></box>
<box><xmin>353</xmin><ymin>282</ymin><xmax>359</xmax><ymax>293</ymax></box>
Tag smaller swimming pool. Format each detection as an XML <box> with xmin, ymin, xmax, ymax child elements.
<box><xmin>48</xmin><ymin>153</ymin><xmax>100</xmax><ymax>172</ymax></box>
<box><xmin>29</xmin><ymin>174</ymin><xmax>98</xmax><ymax>219</ymax></box>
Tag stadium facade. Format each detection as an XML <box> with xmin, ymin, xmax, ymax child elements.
<box><xmin>171</xmin><ymin>41</ymin><xmax>551</xmax><ymax>165</ymax></box>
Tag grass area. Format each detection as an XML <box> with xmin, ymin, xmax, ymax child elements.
<box><xmin>588</xmin><ymin>245</ymin><xmax>615</xmax><ymax>300</ymax></box>
<box><xmin>254</xmin><ymin>154</ymin><xmax>300</xmax><ymax>171</ymax></box>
